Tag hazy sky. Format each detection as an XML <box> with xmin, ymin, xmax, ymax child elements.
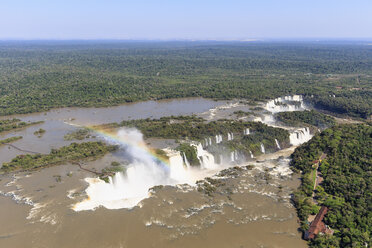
<box><xmin>1</xmin><ymin>0</ymin><xmax>371</xmax><ymax>40</ymax></box>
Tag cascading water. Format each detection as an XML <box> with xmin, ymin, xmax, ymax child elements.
<box><xmin>215</xmin><ymin>134</ymin><xmax>223</xmax><ymax>144</ymax></box>
<box><xmin>289</xmin><ymin>127</ymin><xmax>312</xmax><ymax>146</ymax></box>
<box><xmin>181</xmin><ymin>152</ymin><xmax>190</xmax><ymax>168</ymax></box>
<box><xmin>167</xmin><ymin>149</ymin><xmax>192</xmax><ymax>182</ymax></box>
<box><xmin>74</xmin><ymin>129</ymin><xmax>223</xmax><ymax>211</ymax></box>
<box><xmin>264</xmin><ymin>95</ymin><xmax>306</xmax><ymax>113</ymax></box>
<box><xmin>73</xmin><ymin>95</ymin><xmax>313</xmax><ymax>211</ymax></box>
<box><xmin>230</xmin><ymin>150</ymin><xmax>238</xmax><ymax>162</ymax></box>
<box><xmin>195</xmin><ymin>143</ymin><xmax>218</xmax><ymax>169</ymax></box>
<box><xmin>227</xmin><ymin>132</ymin><xmax>234</xmax><ymax>141</ymax></box>
<box><xmin>204</xmin><ymin>138</ymin><xmax>212</xmax><ymax>147</ymax></box>
<box><xmin>260</xmin><ymin>143</ymin><xmax>266</xmax><ymax>154</ymax></box>
<box><xmin>275</xmin><ymin>139</ymin><xmax>281</xmax><ymax>149</ymax></box>
<box><xmin>249</xmin><ymin>150</ymin><xmax>254</xmax><ymax>159</ymax></box>
<box><xmin>243</xmin><ymin>128</ymin><xmax>250</xmax><ymax>135</ymax></box>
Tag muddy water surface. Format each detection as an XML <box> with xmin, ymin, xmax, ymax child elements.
<box><xmin>0</xmin><ymin>98</ymin><xmax>307</xmax><ymax>248</ymax></box>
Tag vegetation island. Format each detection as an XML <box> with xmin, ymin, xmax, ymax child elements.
<box><xmin>96</xmin><ymin>116</ymin><xmax>290</xmax><ymax>164</ymax></box>
<box><xmin>0</xmin><ymin>142</ymin><xmax>117</xmax><ymax>173</ymax></box>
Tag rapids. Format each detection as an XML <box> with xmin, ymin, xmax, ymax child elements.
<box><xmin>74</xmin><ymin>94</ymin><xmax>314</xmax><ymax>211</ymax></box>
<box><xmin>0</xmin><ymin>96</ymin><xmax>313</xmax><ymax>248</ymax></box>
<box><xmin>74</xmin><ymin>132</ymin><xmax>221</xmax><ymax>210</ymax></box>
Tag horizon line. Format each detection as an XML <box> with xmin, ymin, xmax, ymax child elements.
<box><xmin>1</xmin><ymin>37</ymin><xmax>372</xmax><ymax>42</ymax></box>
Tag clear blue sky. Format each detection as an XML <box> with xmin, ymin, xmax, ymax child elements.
<box><xmin>0</xmin><ymin>0</ymin><xmax>371</xmax><ymax>40</ymax></box>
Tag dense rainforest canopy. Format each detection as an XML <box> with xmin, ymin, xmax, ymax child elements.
<box><xmin>275</xmin><ymin>110</ymin><xmax>336</xmax><ymax>129</ymax></box>
<box><xmin>0</xmin><ymin>41</ymin><xmax>371</xmax><ymax>118</ymax></box>
<box><xmin>102</xmin><ymin>115</ymin><xmax>290</xmax><ymax>158</ymax></box>
<box><xmin>291</xmin><ymin>124</ymin><xmax>371</xmax><ymax>247</ymax></box>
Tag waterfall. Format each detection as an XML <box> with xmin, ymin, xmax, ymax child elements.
<box><xmin>260</xmin><ymin>143</ymin><xmax>265</xmax><ymax>154</ymax></box>
<box><xmin>215</xmin><ymin>134</ymin><xmax>223</xmax><ymax>144</ymax></box>
<box><xmin>74</xmin><ymin>129</ymin><xmax>223</xmax><ymax>211</ymax></box>
<box><xmin>204</xmin><ymin>137</ymin><xmax>212</xmax><ymax>146</ymax></box>
<box><xmin>182</xmin><ymin>152</ymin><xmax>190</xmax><ymax>168</ymax></box>
<box><xmin>194</xmin><ymin>143</ymin><xmax>217</xmax><ymax>169</ymax></box>
<box><xmin>249</xmin><ymin>150</ymin><xmax>254</xmax><ymax>159</ymax></box>
<box><xmin>168</xmin><ymin>150</ymin><xmax>190</xmax><ymax>181</ymax></box>
<box><xmin>230</xmin><ymin>150</ymin><xmax>238</xmax><ymax>162</ymax></box>
<box><xmin>289</xmin><ymin>127</ymin><xmax>312</xmax><ymax>146</ymax></box>
<box><xmin>219</xmin><ymin>154</ymin><xmax>223</xmax><ymax>164</ymax></box>
<box><xmin>264</xmin><ymin>95</ymin><xmax>306</xmax><ymax>113</ymax></box>
<box><xmin>275</xmin><ymin>139</ymin><xmax>281</xmax><ymax>149</ymax></box>
<box><xmin>227</xmin><ymin>132</ymin><xmax>234</xmax><ymax>141</ymax></box>
<box><xmin>243</xmin><ymin>128</ymin><xmax>250</xmax><ymax>135</ymax></box>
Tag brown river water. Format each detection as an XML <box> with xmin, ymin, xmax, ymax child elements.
<box><xmin>0</xmin><ymin>98</ymin><xmax>307</xmax><ymax>248</ymax></box>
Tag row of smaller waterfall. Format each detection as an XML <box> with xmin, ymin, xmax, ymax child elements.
<box><xmin>265</xmin><ymin>94</ymin><xmax>306</xmax><ymax>113</ymax></box>
<box><xmin>206</xmin><ymin>129</ymin><xmax>251</xmax><ymax>147</ymax></box>
<box><xmin>205</xmin><ymin>132</ymin><xmax>235</xmax><ymax>146</ymax></box>
<box><xmin>204</xmin><ymin>137</ymin><xmax>213</xmax><ymax>146</ymax></box>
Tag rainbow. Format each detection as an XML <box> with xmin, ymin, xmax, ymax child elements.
<box><xmin>65</xmin><ymin>122</ymin><xmax>170</xmax><ymax>169</ymax></box>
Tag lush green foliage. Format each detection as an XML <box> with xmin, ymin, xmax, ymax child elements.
<box><xmin>0</xmin><ymin>136</ymin><xmax>23</xmax><ymax>145</ymax></box>
<box><xmin>291</xmin><ymin>124</ymin><xmax>372</xmax><ymax>247</ymax></box>
<box><xmin>115</xmin><ymin>116</ymin><xmax>289</xmax><ymax>155</ymax></box>
<box><xmin>1</xmin><ymin>141</ymin><xmax>117</xmax><ymax>172</ymax></box>
<box><xmin>177</xmin><ymin>143</ymin><xmax>200</xmax><ymax>166</ymax></box>
<box><xmin>276</xmin><ymin>110</ymin><xmax>336</xmax><ymax>129</ymax></box>
<box><xmin>0</xmin><ymin>118</ymin><xmax>43</xmax><ymax>134</ymax></box>
<box><xmin>64</xmin><ymin>128</ymin><xmax>92</xmax><ymax>140</ymax></box>
<box><xmin>0</xmin><ymin>42</ymin><xmax>371</xmax><ymax>118</ymax></box>
<box><xmin>305</xmin><ymin>88</ymin><xmax>372</xmax><ymax>119</ymax></box>
<box><xmin>33</xmin><ymin>128</ymin><xmax>46</xmax><ymax>136</ymax></box>
<box><xmin>233</xmin><ymin>110</ymin><xmax>255</xmax><ymax>118</ymax></box>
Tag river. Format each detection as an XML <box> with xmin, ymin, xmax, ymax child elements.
<box><xmin>0</xmin><ymin>97</ymin><xmax>308</xmax><ymax>248</ymax></box>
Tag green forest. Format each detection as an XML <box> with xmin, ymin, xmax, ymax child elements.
<box><xmin>275</xmin><ymin>110</ymin><xmax>336</xmax><ymax>129</ymax></box>
<box><xmin>0</xmin><ymin>136</ymin><xmax>23</xmax><ymax>145</ymax></box>
<box><xmin>0</xmin><ymin>118</ymin><xmax>43</xmax><ymax>134</ymax></box>
<box><xmin>108</xmin><ymin>115</ymin><xmax>289</xmax><ymax>157</ymax></box>
<box><xmin>64</xmin><ymin>128</ymin><xmax>92</xmax><ymax>140</ymax></box>
<box><xmin>0</xmin><ymin>41</ymin><xmax>371</xmax><ymax>118</ymax></box>
<box><xmin>0</xmin><ymin>141</ymin><xmax>118</xmax><ymax>173</ymax></box>
<box><xmin>291</xmin><ymin>124</ymin><xmax>371</xmax><ymax>247</ymax></box>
